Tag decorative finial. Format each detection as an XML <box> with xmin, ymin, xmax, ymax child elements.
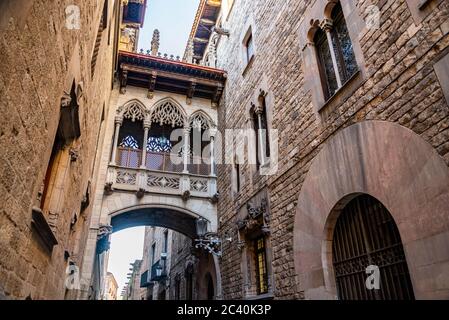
<box><xmin>185</xmin><ymin>37</ymin><xmax>195</xmax><ymax>63</ymax></box>
<box><xmin>151</xmin><ymin>29</ymin><xmax>160</xmax><ymax>56</ymax></box>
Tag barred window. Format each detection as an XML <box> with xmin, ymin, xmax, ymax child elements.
<box><xmin>255</xmin><ymin>237</ymin><xmax>268</xmax><ymax>295</ymax></box>
<box><xmin>332</xmin><ymin>3</ymin><xmax>358</xmax><ymax>83</ymax></box>
<box><xmin>315</xmin><ymin>28</ymin><xmax>339</xmax><ymax>99</ymax></box>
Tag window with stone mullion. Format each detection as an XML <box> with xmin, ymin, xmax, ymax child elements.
<box><xmin>331</xmin><ymin>4</ymin><xmax>358</xmax><ymax>84</ymax></box>
<box><xmin>315</xmin><ymin>29</ymin><xmax>339</xmax><ymax>100</ymax></box>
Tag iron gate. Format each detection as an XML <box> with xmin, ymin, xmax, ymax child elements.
<box><xmin>332</xmin><ymin>195</ymin><xmax>415</xmax><ymax>300</ymax></box>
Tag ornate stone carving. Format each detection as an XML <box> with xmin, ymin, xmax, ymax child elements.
<box><xmin>69</xmin><ymin>147</ymin><xmax>79</xmax><ymax>162</ymax></box>
<box><xmin>320</xmin><ymin>18</ymin><xmax>334</xmax><ymax>32</ymax></box>
<box><xmin>136</xmin><ymin>187</ymin><xmax>145</xmax><ymax>199</ymax></box>
<box><xmin>210</xmin><ymin>192</ymin><xmax>219</xmax><ymax>204</ymax></box>
<box><xmin>116</xmin><ymin>170</ymin><xmax>137</xmax><ymax>185</ymax></box>
<box><xmin>119</xmin><ymin>70</ymin><xmax>128</xmax><ymax>94</ymax></box>
<box><xmin>96</xmin><ymin>224</ymin><xmax>113</xmax><ymax>255</ymax></box>
<box><xmin>122</xmin><ymin>102</ymin><xmax>146</xmax><ymax>122</ymax></box>
<box><xmin>150</xmin><ymin>100</ymin><xmax>185</xmax><ymax>127</ymax></box>
<box><xmin>185</xmin><ymin>38</ymin><xmax>194</xmax><ymax>63</ymax></box>
<box><xmin>150</xmin><ymin>29</ymin><xmax>160</xmax><ymax>56</ymax></box>
<box><xmin>189</xmin><ymin>111</ymin><xmax>212</xmax><ymax>130</ymax></box>
<box><xmin>147</xmin><ymin>175</ymin><xmax>180</xmax><ymax>190</ymax></box>
<box><xmin>190</xmin><ymin>178</ymin><xmax>208</xmax><ymax>193</ymax></box>
<box><xmin>104</xmin><ymin>182</ymin><xmax>113</xmax><ymax>195</ymax></box>
<box><xmin>237</xmin><ymin>198</ymin><xmax>270</xmax><ymax>234</ymax></box>
<box><xmin>182</xmin><ymin>190</ymin><xmax>191</xmax><ymax>201</ymax></box>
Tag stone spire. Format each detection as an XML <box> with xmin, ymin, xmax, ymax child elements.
<box><xmin>151</xmin><ymin>29</ymin><xmax>160</xmax><ymax>56</ymax></box>
<box><xmin>185</xmin><ymin>37</ymin><xmax>195</xmax><ymax>63</ymax></box>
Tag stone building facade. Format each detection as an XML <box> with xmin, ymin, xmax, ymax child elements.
<box><xmin>1</xmin><ymin>0</ymin><xmax>449</xmax><ymax>301</ymax></box>
<box><xmin>140</xmin><ymin>227</ymin><xmax>173</xmax><ymax>300</ymax></box>
<box><xmin>103</xmin><ymin>272</ymin><xmax>118</xmax><ymax>300</ymax></box>
<box><xmin>212</xmin><ymin>0</ymin><xmax>449</xmax><ymax>300</ymax></box>
<box><xmin>0</xmin><ymin>0</ymin><xmax>120</xmax><ymax>299</ymax></box>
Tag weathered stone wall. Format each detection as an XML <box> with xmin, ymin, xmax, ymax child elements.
<box><xmin>0</xmin><ymin>0</ymin><xmax>117</xmax><ymax>299</ymax></box>
<box><xmin>216</xmin><ymin>0</ymin><xmax>449</xmax><ymax>299</ymax></box>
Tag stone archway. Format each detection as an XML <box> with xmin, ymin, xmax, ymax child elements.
<box><xmin>293</xmin><ymin>120</ymin><xmax>449</xmax><ymax>300</ymax></box>
<box><xmin>109</xmin><ymin>204</ymin><xmax>200</xmax><ymax>238</ymax></box>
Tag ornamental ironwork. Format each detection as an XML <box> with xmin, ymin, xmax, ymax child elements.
<box><xmin>332</xmin><ymin>195</ymin><xmax>414</xmax><ymax>300</ymax></box>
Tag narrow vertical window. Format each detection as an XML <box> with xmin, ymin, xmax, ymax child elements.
<box><xmin>253</xmin><ymin>99</ymin><xmax>270</xmax><ymax>169</ymax></box>
<box><xmin>163</xmin><ymin>230</ymin><xmax>168</xmax><ymax>253</ymax></box>
<box><xmin>255</xmin><ymin>237</ymin><xmax>268</xmax><ymax>295</ymax></box>
<box><xmin>246</xmin><ymin>34</ymin><xmax>254</xmax><ymax>62</ymax></box>
<box><xmin>331</xmin><ymin>3</ymin><xmax>357</xmax><ymax>83</ymax></box>
<box><xmin>315</xmin><ymin>28</ymin><xmax>338</xmax><ymax>100</ymax></box>
<box><xmin>186</xmin><ymin>271</ymin><xmax>193</xmax><ymax>300</ymax></box>
<box><xmin>235</xmin><ymin>163</ymin><xmax>241</xmax><ymax>192</ymax></box>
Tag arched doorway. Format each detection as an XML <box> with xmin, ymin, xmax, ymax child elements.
<box><xmin>293</xmin><ymin>121</ymin><xmax>449</xmax><ymax>299</ymax></box>
<box><xmin>332</xmin><ymin>195</ymin><xmax>414</xmax><ymax>300</ymax></box>
<box><xmin>206</xmin><ymin>273</ymin><xmax>214</xmax><ymax>300</ymax></box>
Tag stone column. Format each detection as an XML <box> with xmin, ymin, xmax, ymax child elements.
<box><xmin>210</xmin><ymin>128</ymin><xmax>217</xmax><ymax>176</ymax></box>
<box><xmin>140</xmin><ymin>120</ymin><xmax>151</xmax><ymax>169</ymax></box>
<box><xmin>183</xmin><ymin>126</ymin><xmax>190</xmax><ymax>173</ymax></box>
<box><xmin>320</xmin><ymin>19</ymin><xmax>343</xmax><ymax>88</ymax></box>
<box><xmin>110</xmin><ymin>116</ymin><xmax>123</xmax><ymax>165</ymax></box>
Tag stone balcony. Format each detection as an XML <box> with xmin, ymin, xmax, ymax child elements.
<box><xmin>106</xmin><ymin>149</ymin><xmax>217</xmax><ymax>199</ymax></box>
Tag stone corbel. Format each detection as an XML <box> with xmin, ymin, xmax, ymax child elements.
<box><xmin>182</xmin><ymin>190</ymin><xmax>191</xmax><ymax>202</ymax></box>
<box><xmin>209</xmin><ymin>192</ymin><xmax>219</xmax><ymax>204</ymax></box>
<box><xmin>136</xmin><ymin>188</ymin><xmax>145</xmax><ymax>199</ymax></box>
<box><xmin>69</xmin><ymin>147</ymin><xmax>79</xmax><ymax>162</ymax></box>
<box><xmin>186</xmin><ymin>80</ymin><xmax>196</xmax><ymax>105</ymax></box>
<box><xmin>104</xmin><ymin>182</ymin><xmax>113</xmax><ymax>195</ymax></box>
<box><xmin>212</xmin><ymin>84</ymin><xmax>224</xmax><ymax>108</ymax></box>
<box><xmin>147</xmin><ymin>72</ymin><xmax>157</xmax><ymax>99</ymax></box>
<box><xmin>120</xmin><ymin>69</ymin><xmax>128</xmax><ymax>94</ymax></box>
<box><xmin>96</xmin><ymin>224</ymin><xmax>113</xmax><ymax>255</ymax></box>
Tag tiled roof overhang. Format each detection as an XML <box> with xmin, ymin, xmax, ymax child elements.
<box><xmin>118</xmin><ymin>51</ymin><xmax>227</xmax><ymax>103</ymax></box>
<box><xmin>184</xmin><ymin>0</ymin><xmax>221</xmax><ymax>61</ymax></box>
<box><xmin>122</xmin><ymin>0</ymin><xmax>148</xmax><ymax>27</ymax></box>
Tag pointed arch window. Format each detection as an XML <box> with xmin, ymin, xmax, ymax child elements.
<box><xmin>315</xmin><ymin>2</ymin><xmax>358</xmax><ymax>100</ymax></box>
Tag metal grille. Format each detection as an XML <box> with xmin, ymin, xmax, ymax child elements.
<box><xmin>145</xmin><ymin>151</ymin><xmax>183</xmax><ymax>173</ymax></box>
<box><xmin>188</xmin><ymin>156</ymin><xmax>210</xmax><ymax>176</ymax></box>
<box><xmin>332</xmin><ymin>195</ymin><xmax>415</xmax><ymax>300</ymax></box>
<box><xmin>117</xmin><ymin>147</ymin><xmax>141</xmax><ymax>168</ymax></box>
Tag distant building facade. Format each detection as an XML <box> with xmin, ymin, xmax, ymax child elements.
<box><xmin>103</xmin><ymin>272</ymin><xmax>118</xmax><ymax>300</ymax></box>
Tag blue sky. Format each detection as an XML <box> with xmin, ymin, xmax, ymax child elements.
<box><xmin>138</xmin><ymin>0</ymin><xmax>201</xmax><ymax>57</ymax></box>
<box><xmin>107</xmin><ymin>0</ymin><xmax>200</xmax><ymax>298</ymax></box>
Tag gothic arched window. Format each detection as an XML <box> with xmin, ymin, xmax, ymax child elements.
<box><xmin>120</xmin><ymin>135</ymin><xmax>139</xmax><ymax>149</ymax></box>
<box><xmin>315</xmin><ymin>2</ymin><xmax>358</xmax><ymax>100</ymax></box>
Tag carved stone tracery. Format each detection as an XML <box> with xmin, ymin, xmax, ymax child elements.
<box><xmin>150</xmin><ymin>100</ymin><xmax>185</xmax><ymax>127</ymax></box>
